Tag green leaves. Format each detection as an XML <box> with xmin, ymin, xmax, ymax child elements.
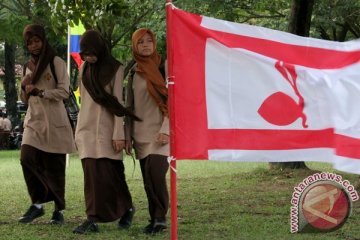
<box><xmin>0</xmin><ymin>0</ymin><xmax>31</xmax><ymax>43</ymax></box>
<box><xmin>312</xmin><ymin>0</ymin><xmax>360</xmax><ymax>40</ymax></box>
<box><xmin>1</xmin><ymin>0</ymin><xmax>359</xmax><ymax>69</ymax></box>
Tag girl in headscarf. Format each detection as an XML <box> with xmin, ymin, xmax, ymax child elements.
<box><xmin>125</xmin><ymin>28</ymin><xmax>169</xmax><ymax>234</ymax></box>
<box><xmin>19</xmin><ymin>24</ymin><xmax>76</xmax><ymax>225</ymax></box>
<box><xmin>73</xmin><ymin>30</ymin><xmax>137</xmax><ymax>234</ymax></box>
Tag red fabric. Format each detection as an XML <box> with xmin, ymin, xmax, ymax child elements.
<box><xmin>70</xmin><ymin>52</ymin><xmax>83</xmax><ymax>69</ymax></box>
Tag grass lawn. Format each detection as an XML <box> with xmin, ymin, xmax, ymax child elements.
<box><xmin>0</xmin><ymin>150</ymin><xmax>359</xmax><ymax>240</ymax></box>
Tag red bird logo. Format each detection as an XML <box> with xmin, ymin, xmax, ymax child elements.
<box><xmin>258</xmin><ymin>61</ymin><xmax>308</xmax><ymax>128</ymax></box>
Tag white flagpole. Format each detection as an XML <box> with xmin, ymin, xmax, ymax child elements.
<box><xmin>66</xmin><ymin>24</ymin><xmax>71</xmax><ymax>168</ymax></box>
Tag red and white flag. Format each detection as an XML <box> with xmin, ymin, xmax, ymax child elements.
<box><xmin>167</xmin><ymin>7</ymin><xmax>360</xmax><ymax>174</ymax></box>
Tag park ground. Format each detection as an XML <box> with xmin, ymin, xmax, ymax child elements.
<box><xmin>0</xmin><ymin>150</ymin><xmax>360</xmax><ymax>240</ymax></box>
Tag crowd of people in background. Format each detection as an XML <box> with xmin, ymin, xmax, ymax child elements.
<box><xmin>14</xmin><ymin>23</ymin><xmax>170</xmax><ymax>236</ymax></box>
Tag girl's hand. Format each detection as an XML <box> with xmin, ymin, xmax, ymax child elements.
<box><xmin>112</xmin><ymin>140</ymin><xmax>125</xmax><ymax>153</ymax></box>
<box><xmin>157</xmin><ymin>133</ymin><xmax>169</xmax><ymax>145</ymax></box>
<box><xmin>25</xmin><ymin>84</ymin><xmax>36</xmax><ymax>95</ymax></box>
<box><xmin>21</xmin><ymin>74</ymin><xmax>32</xmax><ymax>89</ymax></box>
<box><xmin>125</xmin><ymin>140</ymin><xmax>133</xmax><ymax>155</ymax></box>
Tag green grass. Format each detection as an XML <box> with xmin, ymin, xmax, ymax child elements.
<box><xmin>0</xmin><ymin>150</ymin><xmax>359</xmax><ymax>239</ymax></box>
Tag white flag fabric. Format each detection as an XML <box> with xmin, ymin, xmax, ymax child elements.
<box><xmin>167</xmin><ymin>7</ymin><xmax>360</xmax><ymax>174</ymax></box>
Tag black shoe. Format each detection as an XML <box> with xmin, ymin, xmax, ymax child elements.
<box><xmin>143</xmin><ymin>220</ymin><xmax>154</xmax><ymax>234</ymax></box>
<box><xmin>49</xmin><ymin>211</ymin><xmax>64</xmax><ymax>225</ymax></box>
<box><xmin>73</xmin><ymin>220</ymin><xmax>99</xmax><ymax>234</ymax></box>
<box><xmin>144</xmin><ymin>219</ymin><xmax>167</xmax><ymax>234</ymax></box>
<box><xmin>19</xmin><ymin>205</ymin><xmax>45</xmax><ymax>223</ymax></box>
<box><xmin>152</xmin><ymin>219</ymin><xmax>167</xmax><ymax>234</ymax></box>
<box><xmin>118</xmin><ymin>207</ymin><xmax>135</xmax><ymax>229</ymax></box>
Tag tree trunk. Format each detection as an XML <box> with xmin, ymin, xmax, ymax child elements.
<box><xmin>287</xmin><ymin>0</ymin><xmax>314</xmax><ymax>37</ymax></box>
<box><xmin>4</xmin><ymin>42</ymin><xmax>20</xmax><ymax>128</ymax></box>
<box><xmin>270</xmin><ymin>161</ymin><xmax>308</xmax><ymax>170</ymax></box>
<box><xmin>270</xmin><ymin>0</ymin><xmax>314</xmax><ymax>171</ymax></box>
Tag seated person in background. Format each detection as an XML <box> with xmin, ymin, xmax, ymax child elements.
<box><xmin>1</xmin><ymin>113</ymin><xmax>12</xmax><ymax>149</ymax></box>
<box><xmin>3</xmin><ymin>113</ymin><xmax>12</xmax><ymax>131</ymax></box>
<box><xmin>0</xmin><ymin>111</ymin><xmax>4</xmax><ymax>149</ymax></box>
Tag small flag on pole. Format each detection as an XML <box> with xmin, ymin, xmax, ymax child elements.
<box><xmin>69</xmin><ymin>22</ymin><xmax>85</xmax><ymax>68</ymax></box>
<box><xmin>67</xmin><ymin>21</ymin><xmax>85</xmax><ymax>106</ymax></box>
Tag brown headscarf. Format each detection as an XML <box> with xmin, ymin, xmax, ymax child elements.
<box><xmin>80</xmin><ymin>30</ymin><xmax>140</xmax><ymax>120</ymax></box>
<box><xmin>131</xmin><ymin>28</ymin><xmax>168</xmax><ymax>116</ymax></box>
<box><xmin>23</xmin><ymin>24</ymin><xmax>56</xmax><ymax>84</ymax></box>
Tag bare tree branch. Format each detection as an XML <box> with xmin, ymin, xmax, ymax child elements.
<box><xmin>111</xmin><ymin>5</ymin><xmax>158</xmax><ymax>48</ymax></box>
<box><xmin>317</xmin><ymin>26</ymin><xmax>331</xmax><ymax>40</ymax></box>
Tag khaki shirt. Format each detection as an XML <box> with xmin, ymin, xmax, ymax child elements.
<box><xmin>20</xmin><ymin>56</ymin><xmax>76</xmax><ymax>154</ymax></box>
<box><xmin>125</xmin><ymin>64</ymin><xmax>169</xmax><ymax>158</ymax></box>
<box><xmin>75</xmin><ymin>64</ymin><xmax>125</xmax><ymax>160</ymax></box>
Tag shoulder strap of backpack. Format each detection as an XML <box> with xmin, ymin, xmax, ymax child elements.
<box><xmin>22</xmin><ymin>62</ymin><xmax>28</xmax><ymax>77</ymax></box>
<box><xmin>49</xmin><ymin>57</ymin><xmax>58</xmax><ymax>84</ymax></box>
<box><xmin>159</xmin><ymin>58</ymin><xmax>165</xmax><ymax>80</ymax></box>
<box><xmin>130</xmin><ymin>67</ymin><xmax>135</xmax><ymax>80</ymax></box>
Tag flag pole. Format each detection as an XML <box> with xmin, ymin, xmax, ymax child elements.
<box><xmin>67</xmin><ymin>25</ymin><xmax>71</xmax><ymax>76</ymax></box>
<box><xmin>166</xmin><ymin>1</ymin><xmax>178</xmax><ymax>240</ymax></box>
<box><xmin>65</xmin><ymin>24</ymin><xmax>71</xmax><ymax>168</ymax></box>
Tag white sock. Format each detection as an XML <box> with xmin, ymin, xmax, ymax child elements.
<box><xmin>33</xmin><ymin>204</ymin><xmax>43</xmax><ymax>209</ymax></box>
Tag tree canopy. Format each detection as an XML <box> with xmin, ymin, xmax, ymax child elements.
<box><xmin>1</xmin><ymin>0</ymin><xmax>359</xmax><ymax>127</ymax></box>
<box><xmin>1</xmin><ymin>0</ymin><xmax>359</xmax><ymax>66</ymax></box>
